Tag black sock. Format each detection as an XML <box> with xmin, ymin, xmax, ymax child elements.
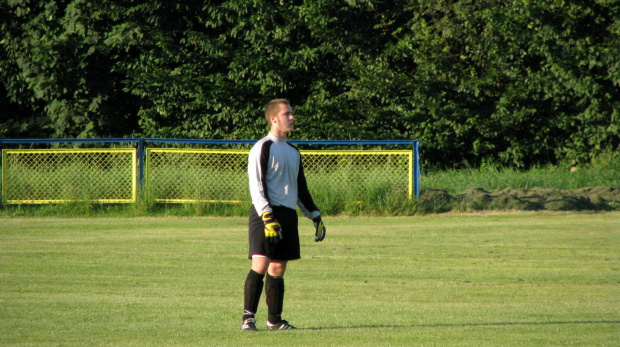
<box><xmin>265</xmin><ymin>273</ymin><xmax>285</xmax><ymax>324</ymax></box>
<box><xmin>243</xmin><ymin>270</ymin><xmax>265</xmax><ymax>318</ymax></box>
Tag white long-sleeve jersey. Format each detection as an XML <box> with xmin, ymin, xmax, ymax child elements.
<box><xmin>248</xmin><ymin>132</ymin><xmax>320</xmax><ymax>219</ymax></box>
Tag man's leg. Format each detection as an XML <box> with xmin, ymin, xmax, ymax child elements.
<box><xmin>241</xmin><ymin>256</ymin><xmax>271</xmax><ymax>331</ymax></box>
<box><xmin>243</xmin><ymin>271</ymin><xmax>264</xmax><ymax>315</ymax></box>
<box><xmin>265</xmin><ymin>261</ymin><xmax>294</xmax><ymax>329</ymax></box>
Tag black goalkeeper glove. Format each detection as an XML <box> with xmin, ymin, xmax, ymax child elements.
<box><xmin>261</xmin><ymin>211</ymin><xmax>283</xmax><ymax>246</ymax></box>
<box><xmin>313</xmin><ymin>216</ymin><xmax>326</xmax><ymax>242</ymax></box>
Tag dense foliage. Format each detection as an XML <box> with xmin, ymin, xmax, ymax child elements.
<box><xmin>1</xmin><ymin>0</ymin><xmax>619</xmax><ymax>168</ymax></box>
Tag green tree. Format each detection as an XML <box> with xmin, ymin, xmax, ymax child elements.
<box><xmin>348</xmin><ymin>0</ymin><xmax>619</xmax><ymax>167</ymax></box>
<box><xmin>1</xmin><ymin>0</ymin><xmax>618</xmax><ymax>168</ymax></box>
<box><xmin>0</xmin><ymin>0</ymin><xmax>140</xmax><ymax>138</ymax></box>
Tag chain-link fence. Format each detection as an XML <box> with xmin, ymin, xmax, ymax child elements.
<box><xmin>145</xmin><ymin>149</ymin><xmax>413</xmax><ymax>203</ymax></box>
<box><xmin>1</xmin><ymin>139</ymin><xmax>419</xmax><ymax>204</ymax></box>
<box><xmin>146</xmin><ymin>149</ymin><xmax>249</xmax><ymax>203</ymax></box>
<box><xmin>300</xmin><ymin>150</ymin><xmax>413</xmax><ymax>201</ymax></box>
<box><xmin>1</xmin><ymin>149</ymin><xmax>137</xmax><ymax>204</ymax></box>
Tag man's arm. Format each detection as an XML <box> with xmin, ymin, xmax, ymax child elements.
<box><xmin>297</xmin><ymin>156</ymin><xmax>326</xmax><ymax>242</ymax></box>
<box><xmin>248</xmin><ymin>139</ymin><xmax>274</xmax><ymax>215</ymax></box>
<box><xmin>296</xmin><ymin>156</ymin><xmax>320</xmax><ymax>219</ymax></box>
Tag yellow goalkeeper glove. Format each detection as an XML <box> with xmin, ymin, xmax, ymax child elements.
<box><xmin>313</xmin><ymin>216</ymin><xmax>326</xmax><ymax>242</ymax></box>
<box><xmin>261</xmin><ymin>211</ymin><xmax>282</xmax><ymax>245</ymax></box>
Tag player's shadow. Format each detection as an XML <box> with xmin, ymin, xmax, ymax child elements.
<box><xmin>298</xmin><ymin>320</ymin><xmax>620</xmax><ymax>331</ymax></box>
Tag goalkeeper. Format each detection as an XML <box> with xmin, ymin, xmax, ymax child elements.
<box><xmin>241</xmin><ymin>99</ymin><xmax>326</xmax><ymax>332</ymax></box>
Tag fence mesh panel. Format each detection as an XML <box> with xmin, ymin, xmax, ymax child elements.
<box><xmin>2</xmin><ymin>149</ymin><xmax>137</xmax><ymax>204</ymax></box>
<box><xmin>1</xmin><ymin>147</ymin><xmax>412</xmax><ymax>204</ymax></box>
<box><xmin>146</xmin><ymin>149</ymin><xmax>249</xmax><ymax>203</ymax></box>
<box><xmin>146</xmin><ymin>149</ymin><xmax>412</xmax><ymax>203</ymax></box>
<box><xmin>302</xmin><ymin>150</ymin><xmax>413</xmax><ymax>200</ymax></box>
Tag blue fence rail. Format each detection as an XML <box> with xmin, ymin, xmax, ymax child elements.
<box><xmin>0</xmin><ymin>138</ymin><xmax>420</xmax><ymax>200</ymax></box>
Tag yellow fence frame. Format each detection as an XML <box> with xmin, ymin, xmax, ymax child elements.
<box><xmin>300</xmin><ymin>149</ymin><xmax>414</xmax><ymax>199</ymax></box>
<box><xmin>145</xmin><ymin>148</ymin><xmax>249</xmax><ymax>204</ymax></box>
<box><xmin>145</xmin><ymin>148</ymin><xmax>413</xmax><ymax>204</ymax></box>
<box><xmin>1</xmin><ymin>148</ymin><xmax>138</xmax><ymax>204</ymax></box>
<box><xmin>1</xmin><ymin>146</ymin><xmax>413</xmax><ymax>204</ymax></box>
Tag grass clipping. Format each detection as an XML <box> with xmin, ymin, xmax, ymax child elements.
<box><xmin>420</xmin><ymin>186</ymin><xmax>620</xmax><ymax>213</ymax></box>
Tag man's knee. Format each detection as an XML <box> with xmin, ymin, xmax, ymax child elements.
<box><xmin>268</xmin><ymin>261</ymin><xmax>287</xmax><ymax>277</ymax></box>
<box><xmin>251</xmin><ymin>256</ymin><xmax>271</xmax><ymax>274</ymax></box>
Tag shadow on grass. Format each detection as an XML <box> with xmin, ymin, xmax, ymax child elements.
<box><xmin>298</xmin><ymin>320</ymin><xmax>620</xmax><ymax>331</ymax></box>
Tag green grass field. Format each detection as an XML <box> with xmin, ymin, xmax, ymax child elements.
<box><xmin>1</xmin><ymin>212</ymin><xmax>619</xmax><ymax>346</ymax></box>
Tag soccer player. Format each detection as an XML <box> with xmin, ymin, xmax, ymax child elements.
<box><xmin>241</xmin><ymin>99</ymin><xmax>326</xmax><ymax>331</ymax></box>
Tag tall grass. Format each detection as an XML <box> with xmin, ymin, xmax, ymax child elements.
<box><xmin>308</xmin><ymin>166</ymin><xmax>418</xmax><ymax>216</ymax></box>
<box><xmin>3</xmin><ymin>162</ymin><xmax>133</xmax><ymax>202</ymax></box>
<box><xmin>1</xmin><ymin>155</ymin><xmax>618</xmax><ymax>217</ymax></box>
<box><xmin>147</xmin><ymin>165</ymin><xmax>248</xmax><ymax>203</ymax></box>
<box><xmin>421</xmin><ymin>156</ymin><xmax>620</xmax><ymax>194</ymax></box>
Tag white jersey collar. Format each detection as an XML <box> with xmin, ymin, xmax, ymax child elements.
<box><xmin>268</xmin><ymin>132</ymin><xmax>287</xmax><ymax>143</ymax></box>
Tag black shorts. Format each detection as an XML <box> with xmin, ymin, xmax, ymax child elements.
<box><xmin>248</xmin><ymin>205</ymin><xmax>300</xmax><ymax>261</ymax></box>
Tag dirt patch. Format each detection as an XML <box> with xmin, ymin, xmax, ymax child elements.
<box><xmin>419</xmin><ymin>186</ymin><xmax>620</xmax><ymax>212</ymax></box>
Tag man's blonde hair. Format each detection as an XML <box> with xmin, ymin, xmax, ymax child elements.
<box><xmin>264</xmin><ymin>99</ymin><xmax>290</xmax><ymax>125</ymax></box>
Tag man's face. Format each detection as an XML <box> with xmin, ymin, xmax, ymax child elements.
<box><xmin>271</xmin><ymin>103</ymin><xmax>295</xmax><ymax>135</ymax></box>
